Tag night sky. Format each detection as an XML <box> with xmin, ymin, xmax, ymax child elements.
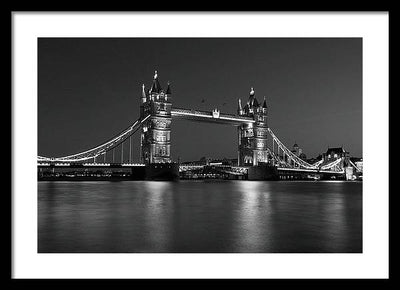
<box><xmin>38</xmin><ymin>38</ymin><xmax>362</xmax><ymax>162</ymax></box>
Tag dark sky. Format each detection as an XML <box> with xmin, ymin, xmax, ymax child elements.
<box><xmin>38</xmin><ymin>38</ymin><xmax>362</xmax><ymax>162</ymax></box>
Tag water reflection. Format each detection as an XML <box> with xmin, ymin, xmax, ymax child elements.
<box><xmin>38</xmin><ymin>180</ymin><xmax>362</xmax><ymax>253</ymax></box>
<box><xmin>141</xmin><ymin>182</ymin><xmax>173</xmax><ymax>252</ymax></box>
<box><xmin>233</xmin><ymin>181</ymin><xmax>272</xmax><ymax>252</ymax></box>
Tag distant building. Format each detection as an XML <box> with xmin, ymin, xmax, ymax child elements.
<box><xmin>291</xmin><ymin>142</ymin><xmax>307</xmax><ymax>160</ymax></box>
<box><xmin>323</xmin><ymin>146</ymin><xmax>349</xmax><ymax>162</ymax></box>
<box><xmin>181</xmin><ymin>157</ymin><xmax>209</xmax><ymax>166</ymax></box>
<box><xmin>199</xmin><ymin>156</ymin><xmax>210</xmax><ymax>165</ymax></box>
<box><xmin>291</xmin><ymin>142</ymin><xmax>299</xmax><ymax>155</ymax></box>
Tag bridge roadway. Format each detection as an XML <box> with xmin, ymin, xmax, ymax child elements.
<box><xmin>37</xmin><ymin>162</ymin><xmax>145</xmax><ymax>168</ymax></box>
<box><xmin>37</xmin><ymin>162</ymin><xmax>343</xmax><ymax>176</ymax></box>
<box><xmin>179</xmin><ymin>164</ymin><xmax>344</xmax><ymax>175</ymax></box>
<box><xmin>171</xmin><ymin>107</ymin><xmax>255</xmax><ymax>125</ymax></box>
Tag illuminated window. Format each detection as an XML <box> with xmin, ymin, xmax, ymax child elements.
<box><xmin>156</xmin><ymin>134</ymin><xmax>166</xmax><ymax>142</ymax></box>
<box><xmin>244</xmin><ymin>156</ymin><xmax>253</xmax><ymax>164</ymax></box>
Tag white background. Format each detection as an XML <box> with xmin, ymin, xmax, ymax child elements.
<box><xmin>12</xmin><ymin>12</ymin><xmax>389</xmax><ymax>278</ymax></box>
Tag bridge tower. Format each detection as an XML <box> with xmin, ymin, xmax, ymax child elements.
<box><xmin>237</xmin><ymin>88</ymin><xmax>269</xmax><ymax>166</ymax></box>
<box><xmin>140</xmin><ymin>71</ymin><xmax>172</xmax><ymax>164</ymax></box>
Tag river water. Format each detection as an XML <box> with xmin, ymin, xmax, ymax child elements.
<box><xmin>38</xmin><ymin>180</ymin><xmax>362</xmax><ymax>253</ymax></box>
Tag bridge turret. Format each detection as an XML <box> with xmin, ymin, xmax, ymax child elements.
<box><xmin>238</xmin><ymin>87</ymin><xmax>269</xmax><ymax>167</ymax></box>
<box><xmin>140</xmin><ymin>70</ymin><xmax>172</xmax><ymax>164</ymax></box>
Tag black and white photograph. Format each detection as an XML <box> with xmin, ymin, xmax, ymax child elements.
<box><xmin>37</xmin><ymin>37</ymin><xmax>363</xmax><ymax>253</ymax></box>
<box><xmin>12</xmin><ymin>12</ymin><xmax>389</xmax><ymax>279</ymax></box>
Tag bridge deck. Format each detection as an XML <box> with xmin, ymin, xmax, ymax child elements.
<box><xmin>171</xmin><ymin>107</ymin><xmax>254</xmax><ymax>125</ymax></box>
<box><xmin>38</xmin><ymin>162</ymin><xmax>345</xmax><ymax>177</ymax></box>
<box><xmin>37</xmin><ymin>163</ymin><xmax>145</xmax><ymax>168</ymax></box>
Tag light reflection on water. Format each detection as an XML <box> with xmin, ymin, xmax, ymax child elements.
<box><xmin>234</xmin><ymin>181</ymin><xmax>272</xmax><ymax>252</ymax></box>
<box><xmin>38</xmin><ymin>180</ymin><xmax>362</xmax><ymax>253</ymax></box>
<box><xmin>142</xmin><ymin>181</ymin><xmax>173</xmax><ymax>252</ymax></box>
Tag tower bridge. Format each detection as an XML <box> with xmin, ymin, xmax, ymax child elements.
<box><xmin>38</xmin><ymin>71</ymin><xmax>360</xmax><ymax>180</ymax></box>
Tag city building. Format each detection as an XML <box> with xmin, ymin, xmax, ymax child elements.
<box><xmin>291</xmin><ymin>142</ymin><xmax>307</xmax><ymax>160</ymax></box>
<box><xmin>323</xmin><ymin>146</ymin><xmax>349</xmax><ymax>162</ymax></box>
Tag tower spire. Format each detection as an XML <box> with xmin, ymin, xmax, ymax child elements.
<box><xmin>253</xmin><ymin>96</ymin><xmax>259</xmax><ymax>107</ymax></box>
<box><xmin>150</xmin><ymin>70</ymin><xmax>162</xmax><ymax>93</ymax></box>
<box><xmin>262</xmin><ymin>96</ymin><xmax>267</xmax><ymax>108</ymax></box>
<box><xmin>141</xmin><ymin>84</ymin><xmax>147</xmax><ymax>104</ymax></box>
<box><xmin>166</xmin><ymin>81</ymin><xmax>171</xmax><ymax>94</ymax></box>
<box><xmin>248</xmin><ymin>87</ymin><xmax>256</xmax><ymax>109</ymax></box>
<box><xmin>142</xmin><ymin>84</ymin><xmax>146</xmax><ymax>97</ymax></box>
